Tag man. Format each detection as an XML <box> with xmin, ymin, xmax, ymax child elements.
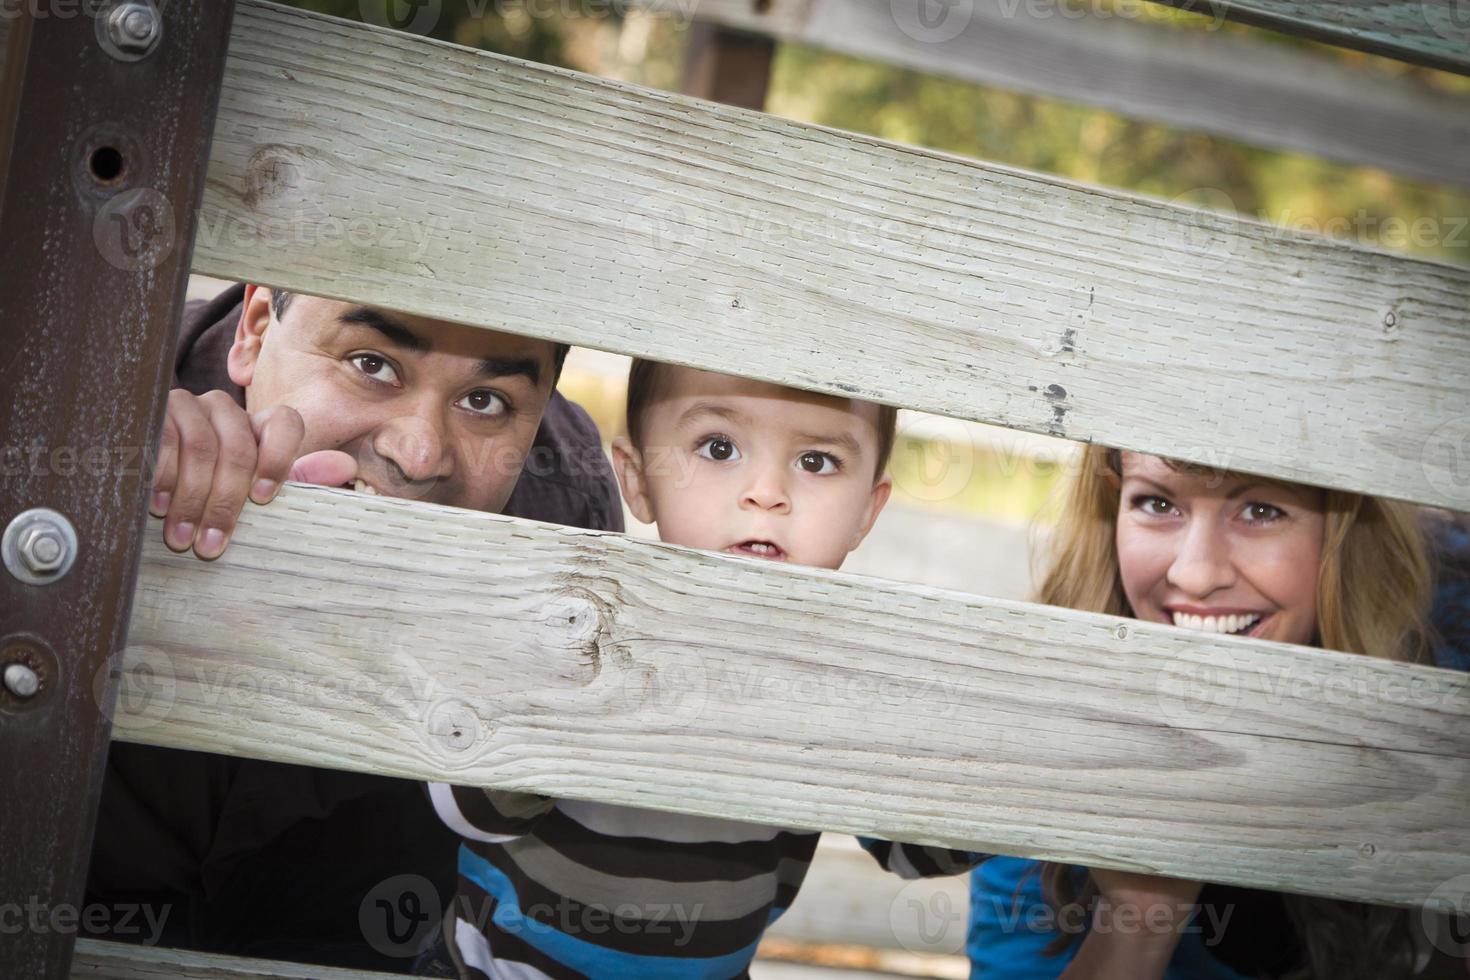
<box><xmin>85</xmin><ymin>284</ymin><xmax>623</xmax><ymax>971</ymax></box>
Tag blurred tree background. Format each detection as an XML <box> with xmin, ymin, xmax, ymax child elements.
<box><xmin>284</xmin><ymin>0</ymin><xmax>1469</xmax><ymax>266</ymax></box>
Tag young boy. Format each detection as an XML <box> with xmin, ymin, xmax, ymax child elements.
<box><xmin>426</xmin><ymin>361</ymin><xmax>983</xmax><ymax>979</ymax></box>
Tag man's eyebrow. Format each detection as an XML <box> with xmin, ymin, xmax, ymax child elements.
<box><xmin>338</xmin><ymin>308</ymin><xmax>426</xmax><ymax>352</ymax></box>
<box><xmin>475</xmin><ymin>356</ymin><xmax>541</xmax><ymax>388</ymax></box>
<box><xmin>340</xmin><ymin>307</ymin><xmax>543</xmax><ymax>386</ymax></box>
<box><xmin>795</xmin><ymin>429</ymin><xmax>865</xmax><ymax>458</ymax></box>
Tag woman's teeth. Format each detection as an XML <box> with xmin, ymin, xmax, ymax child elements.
<box><xmin>1171</xmin><ymin>612</ymin><xmax>1262</xmax><ymax>635</ymax></box>
<box><xmin>353</xmin><ymin>479</ymin><xmax>380</xmax><ymax>496</ymax></box>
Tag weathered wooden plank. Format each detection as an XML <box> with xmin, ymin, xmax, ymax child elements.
<box><xmin>636</xmin><ymin>0</ymin><xmax>1470</xmax><ymax>189</ymax></box>
<box><xmin>115</xmin><ymin>487</ymin><xmax>1470</xmax><ymax>908</ymax></box>
<box><xmin>196</xmin><ymin>2</ymin><xmax>1470</xmax><ymax>512</ymax></box>
<box><xmin>1149</xmin><ymin>0</ymin><xmax>1470</xmax><ymax>75</ymax></box>
<box><xmin>71</xmin><ymin>939</ymin><xmax>397</xmax><ymax>979</ymax></box>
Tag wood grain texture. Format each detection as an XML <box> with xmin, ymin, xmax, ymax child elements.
<box><xmin>115</xmin><ymin>486</ymin><xmax>1470</xmax><ymax>908</ymax></box>
<box><xmin>195</xmin><ymin>2</ymin><xmax>1470</xmax><ymax>512</ymax></box>
<box><xmin>71</xmin><ymin>939</ymin><xmax>397</xmax><ymax>979</ymax></box>
<box><xmin>635</xmin><ymin>0</ymin><xmax>1470</xmax><ymax>189</ymax></box>
<box><xmin>1150</xmin><ymin>0</ymin><xmax>1470</xmax><ymax>75</ymax></box>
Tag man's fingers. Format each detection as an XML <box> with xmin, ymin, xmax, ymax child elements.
<box><xmin>248</xmin><ymin>406</ymin><xmax>306</xmax><ymax>504</ymax></box>
<box><xmin>192</xmin><ymin>391</ymin><xmax>260</xmax><ymax>560</ymax></box>
<box><xmin>160</xmin><ymin>391</ymin><xmax>221</xmax><ymax>555</ymax></box>
<box><xmin>288</xmin><ymin>450</ymin><xmax>357</xmax><ymax>488</ymax></box>
<box><xmin>150</xmin><ymin>393</ymin><xmax>184</xmax><ymax>517</ymax></box>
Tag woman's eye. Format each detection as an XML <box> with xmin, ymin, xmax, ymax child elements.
<box><xmin>457</xmin><ymin>389</ymin><xmax>509</xmax><ymax>418</ymax></box>
<box><xmin>1135</xmin><ymin>495</ymin><xmax>1175</xmax><ymax>516</ymax></box>
<box><xmin>797</xmin><ymin>451</ymin><xmax>838</xmax><ymax>475</ymax></box>
<box><xmin>1243</xmin><ymin>502</ymin><xmax>1286</xmax><ymax>523</ymax></box>
<box><xmin>350</xmin><ymin>354</ymin><xmax>399</xmax><ymax>385</ymax></box>
<box><xmin>697</xmin><ymin>437</ymin><xmax>740</xmax><ymax>462</ymax></box>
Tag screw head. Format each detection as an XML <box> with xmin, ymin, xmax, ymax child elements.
<box><xmin>4</xmin><ymin>663</ymin><xmax>40</xmax><ymax>699</ymax></box>
<box><xmin>18</xmin><ymin>526</ymin><xmax>65</xmax><ymax>573</ymax></box>
<box><xmin>106</xmin><ymin>2</ymin><xmax>161</xmax><ymax>57</ymax></box>
<box><xmin>3</xmin><ymin>509</ymin><xmax>79</xmax><ymax>585</ymax></box>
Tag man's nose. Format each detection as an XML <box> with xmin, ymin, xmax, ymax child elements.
<box><xmin>1165</xmin><ymin>517</ymin><xmax>1236</xmax><ymax>598</ymax></box>
<box><xmin>372</xmin><ymin>411</ymin><xmax>452</xmax><ymax>485</ymax></box>
<box><xmin>740</xmin><ymin>462</ymin><xmax>791</xmax><ymax>513</ymax></box>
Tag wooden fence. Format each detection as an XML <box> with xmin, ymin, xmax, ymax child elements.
<box><xmin>1</xmin><ymin>1</ymin><xmax>1467</xmax><ymax>976</ymax></box>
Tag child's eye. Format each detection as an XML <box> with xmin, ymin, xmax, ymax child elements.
<box><xmin>1242</xmin><ymin>502</ymin><xmax>1286</xmax><ymax>524</ymax></box>
<box><xmin>696</xmin><ymin>436</ymin><xmax>740</xmax><ymax>462</ymax></box>
<box><xmin>797</xmin><ymin>451</ymin><xmax>839</xmax><ymax>475</ymax></box>
<box><xmin>349</xmin><ymin>353</ymin><xmax>399</xmax><ymax>386</ymax></box>
<box><xmin>456</xmin><ymin>389</ymin><xmax>510</xmax><ymax>418</ymax></box>
<box><xmin>1132</xmin><ymin>494</ymin><xmax>1176</xmax><ymax>517</ymax></box>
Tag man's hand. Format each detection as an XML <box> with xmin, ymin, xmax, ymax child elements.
<box><xmin>150</xmin><ymin>389</ymin><xmax>356</xmax><ymax>560</ymax></box>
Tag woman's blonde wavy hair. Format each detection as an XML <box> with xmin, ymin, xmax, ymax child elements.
<box><xmin>1035</xmin><ymin>445</ymin><xmax>1433</xmax><ymax>979</ymax></box>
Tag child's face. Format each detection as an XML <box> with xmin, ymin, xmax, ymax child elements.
<box><xmin>1115</xmin><ymin>452</ymin><xmax>1326</xmax><ymax>646</ymax></box>
<box><xmin>612</xmin><ymin>368</ymin><xmax>892</xmax><ymax>571</ymax></box>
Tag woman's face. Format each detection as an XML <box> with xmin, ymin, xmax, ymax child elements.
<box><xmin>1115</xmin><ymin>452</ymin><xmax>1327</xmax><ymax>647</ymax></box>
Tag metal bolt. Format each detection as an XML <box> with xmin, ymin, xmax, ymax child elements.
<box><xmin>18</xmin><ymin>525</ymin><xmax>65</xmax><ymax>574</ymax></box>
<box><xmin>3</xmin><ymin>509</ymin><xmax>79</xmax><ymax>585</ymax></box>
<box><xmin>4</xmin><ymin>663</ymin><xmax>39</xmax><ymax>700</ymax></box>
<box><xmin>105</xmin><ymin>2</ymin><xmax>161</xmax><ymax>58</ymax></box>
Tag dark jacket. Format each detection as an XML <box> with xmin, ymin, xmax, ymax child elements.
<box><xmin>85</xmin><ymin>285</ymin><xmax>624</xmax><ymax>971</ymax></box>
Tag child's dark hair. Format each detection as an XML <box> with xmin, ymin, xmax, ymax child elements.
<box><xmin>626</xmin><ymin>358</ymin><xmax>898</xmax><ymax>480</ymax></box>
<box><xmin>268</xmin><ymin>289</ymin><xmax>570</xmax><ymax>380</ymax></box>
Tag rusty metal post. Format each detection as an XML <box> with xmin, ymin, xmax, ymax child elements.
<box><xmin>0</xmin><ymin>2</ymin><xmax>235</xmax><ymax>976</ymax></box>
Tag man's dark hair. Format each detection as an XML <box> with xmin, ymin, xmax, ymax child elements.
<box><xmin>268</xmin><ymin>289</ymin><xmax>569</xmax><ymax>382</ymax></box>
<box><xmin>625</xmin><ymin>357</ymin><xmax>898</xmax><ymax>480</ymax></box>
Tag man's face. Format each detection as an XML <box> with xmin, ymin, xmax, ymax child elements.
<box><xmin>228</xmin><ymin>287</ymin><xmax>557</xmax><ymax>512</ymax></box>
<box><xmin>612</xmin><ymin>367</ymin><xmax>892</xmax><ymax>571</ymax></box>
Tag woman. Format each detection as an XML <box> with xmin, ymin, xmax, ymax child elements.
<box><xmin>965</xmin><ymin>445</ymin><xmax>1468</xmax><ymax>979</ymax></box>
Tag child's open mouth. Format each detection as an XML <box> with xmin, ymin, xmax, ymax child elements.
<box><xmin>727</xmin><ymin>540</ymin><xmax>787</xmax><ymax>561</ymax></box>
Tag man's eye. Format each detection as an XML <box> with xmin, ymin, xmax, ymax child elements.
<box><xmin>697</xmin><ymin>436</ymin><xmax>740</xmax><ymax>462</ymax></box>
<box><xmin>797</xmin><ymin>451</ymin><xmax>838</xmax><ymax>475</ymax></box>
<box><xmin>350</xmin><ymin>354</ymin><xmax>399</xmax><ymax>385</ymax></box>
<box><xmin>457</xmin><ymin>389</ymin><xmax>509</xmax><ymax>418</ymax></box>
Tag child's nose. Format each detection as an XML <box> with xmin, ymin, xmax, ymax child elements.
<box><xmin>740</xmin><ymin>467</ymin><xmax>791</xmax><ymax>513</ymax></box>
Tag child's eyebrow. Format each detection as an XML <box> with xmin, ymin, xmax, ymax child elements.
<box><xmin>676</xmin><ymin>402</ymin><xmax>751</xmax><ymax>428</ymax></box>
<box><xmin>794</xmin><ymin>430</ymin><xmax>864</xmax><ymax>459</ymax></box>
